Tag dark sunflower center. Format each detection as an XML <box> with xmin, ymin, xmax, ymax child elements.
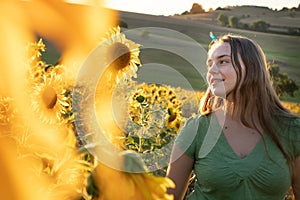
<box><xmin>167</xmin><ymin>108</ymin><xmax>177</xmax><ymax>122</ymax></box>
<box><xmin>136</xmin><ymin>95</ymin><xmax>145</xmax><ymax>103</ymax></box>
<box><xmin>42</xmin><ymin>86</ymin><xmax>57</xmax><ymax>109</ymax></box>
<box><xmin>107</xmin><ymin>42</ymin><xmax>131</xmax><ymax>70</ymax></box>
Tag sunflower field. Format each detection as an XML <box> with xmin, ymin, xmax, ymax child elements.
<box><xmin>1</xmin><ymin>1</ymin><xmax>299</xmax><ymax>200</ymax></box>
<box><xmin>0</xmin><ymin>1</ymin><xmax>176</xmax><ymax>199</ymax></box>
<box><xmin>4</xmin><ymin>35</ymin><xmax>298</xmax><ymax>199</ymax></box>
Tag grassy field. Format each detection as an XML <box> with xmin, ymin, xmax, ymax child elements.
<box><xmin>120</xmin><ymin>8</ymin><xmax>300</xmax><ymax>77</ymax></box>
<box><xmin>119</xmin><ymin>7</ymin><xmax>300</xmax><ymax>103</ymax></box>
<box><xmin>42</xmin><ymin>7</ymin><xmax>299</xmax><ymax>103</ymax></box>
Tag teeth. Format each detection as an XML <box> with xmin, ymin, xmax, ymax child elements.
<box><xmin>211</xmin><ymin>79</ymin><xmax>224</xmax><ymax>85</ymax></box>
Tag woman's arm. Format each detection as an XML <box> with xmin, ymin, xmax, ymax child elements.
<box><xmin>166</xmin><ymin>144</ymin><xmax>194</xmax><ymax>200</ymax></box>
<box><xmin>293</xmin><ymin>156</ymin><xmax>300</xmax><ymax>199</ymax></box>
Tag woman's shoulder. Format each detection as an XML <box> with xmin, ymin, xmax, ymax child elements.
<box><xmin>287</xmin><ymin>116</ymin><xmax>300</xmax><ymax>138</ymax></box>
<box><xmin>276</xmin><ymin>115</ymin><xmax>300</xmax><ymax>133</ymax></box>
<box><xmin>175</xmin><ymin>114</ymin><xmax>211</xmax><ymax>144</ymax></box>
<box><xmin>175</xmin><ymin>114</ymin><xmax>212</xmax><ymax>159</ymax></box>
<box><xmin>183</xmin><ymin>114</ymin><xmax>211</xmax><ymax>131</ymax></box>
<box><xmin>290</xmin><ymin>116</ymin><xmax>300</xmax><ymax>126</ymax></box>
<box><xmin>275</xmin><ymin>116</ymin><xmax>300</xmax><ymax>159</ymax></box>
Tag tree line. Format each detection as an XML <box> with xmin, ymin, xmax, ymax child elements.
<box><xmin>217</xmin><ymin>13</ymin><xmax>300</xmax><ymax>35</ymax></box>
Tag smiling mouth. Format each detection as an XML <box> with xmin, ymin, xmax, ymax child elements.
<box><xmin>211</xmin><ymin>79</ymin><xmax>224</xmax><ymax>84</ymax></box>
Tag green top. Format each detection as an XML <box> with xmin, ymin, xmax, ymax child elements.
<box><xmin>175</xmin><ymin>114</ymin><xmax>300</xmax><ymax>200</ymax></box>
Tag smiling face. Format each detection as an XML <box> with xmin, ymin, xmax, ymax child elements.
<box><xmin>206</xmin><ymin>42</ymin><xmax>238</xmax><ymax>100</ymax></box>
<box><xmin>201</xmin><ymin>34</ymin><xmax>278</xmax><ymax>126</ymax></box>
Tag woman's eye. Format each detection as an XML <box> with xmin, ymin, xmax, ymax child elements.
<box><xmin>220</xmin><ymin>60</ymin><xmax>229</xmax><ymax>64</ymax></box>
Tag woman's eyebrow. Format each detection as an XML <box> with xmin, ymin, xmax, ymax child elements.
<box><xmin>206</xmin><ymin>54</ymin><xmax>231</xmax><ymax>64</ymax></box>
<box><xmin>217</xmin><ymin>54</ymin><xmax>231</xmax><ymax>59</ymax></box>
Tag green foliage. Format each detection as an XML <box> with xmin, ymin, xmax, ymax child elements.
<box><xmin>228</xmin><ymin>16</ymin><xmax>239</xmax><ymax>28</ymax></box>
<box><xmin>190</xmin><ymin>3</ymin><xmax>205</xmax><ymax>14</ymax></box>
<box><xmin>213</xmin><ymin>9</ymin><xmax>298</xmax><ymax>36</ymax></box>
<box><xmin>297</xmin><ymin>4</ymin><xmax>300</xmax><ymax>11</ymax></box>
<box><xmin>280</xmin><ymin>7</ymin><xmax>289</xmax><ymax>11</ymax></box>
<box><xmin>181</xmin><ymin>11</ymin><xmax>190</xmax><ymax>15</ymax></box>
<box><xmin>250</xmin><ymin>19</ymin><xmax>270</xmax><ymax>31</ymax></box>
<box><xmin>239</xmin><ymin>22</ymin><xmax>249</xmax><ymax>29</ymax></box>
<box><xmin>216</xmin><ymin>7</ymin><xmax>230</xmax><ymax>11</ymax></box>
<box><xmin>119</xmin><ymin>20</ymin><xmax>128</xmax><ymax>28</ymax></box>
<box><xmin>288</xmin><ymin>27</ymin><xmax>300</xmax><ymax>36</ymax></box>
<box><xmin>288</xmin><ymin>10</ymin><xmax>296</xmax><ymax>18</ymax></box>
<box><xmin>217</xmin><ymin>13</ymin><xmax>228</xmax><ymax>26</ymax></box>
<box><xmin>121</xmin><ymin>83</ymin><xmax>202</xmax><ymax>174</ymax></box>
<box><xmin>124</xmin><ymin>83</ymin><xmax>182</xmax><ymax>154</ymax></box>
<box><xmin>124</xmin><ymin>127</ymin><xmax>177</xmax><ymax>153</ymax></box>
<box><xmin>268</xmin><ymin>62</ymin><xmax>299</xmax><ymax>97</ymax></box>
<box><xmin>86</xmin><ymin>173</ymin><xmax>99</xmax><ymax>198</ymax></box>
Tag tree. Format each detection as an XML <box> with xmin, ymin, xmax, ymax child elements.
<box><xmin>268</xmin><ymin>62</ymin><xmax>299</xmax><ymax>97</ymax></box>
<box><xmin>250</xmin><ymin>19</ymin><xmax>270</xmax><ymax>32</ymax></box>
<box><xmin>240</xmin><ymin>22</ymin><xmax>249</xmax><ymax>29</ymax></box>
<box><xmin>217</xmin><ymin>13</ymin><xmax>228</xmax><ymax>26</ymax></box>
<box><xmin>288</xmin><ymin>27</ymin><xmax>300</xmax><ymax>35</ymax></box>
<box><xmin>190</xmin><ymin>3</ymin><xmax>205</xmax><ymax>14</ymax></box>
<box><xmin>119</xmin><ymin>20</ymin><xmax>128</xmax><ymax>28</ymax></box>
<box><xmin>228</xmin><ymin>16</ymin><xmax>239</xmax><ymax>28</ymax></box>
<box><xmin>280</xmin><ymin>7</ymin><xmax>289</xmax><ymax>11</ymax></box>
<box><xmin>181</xmin><ymin>11</ymin><xmax>190</xmax><ymax>15</ymax></box>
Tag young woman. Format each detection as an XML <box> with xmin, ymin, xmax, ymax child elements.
<box><xmin>166</xmin><ymin>34</ymin><xmax>300</xmax><ymax>200</ymax></box>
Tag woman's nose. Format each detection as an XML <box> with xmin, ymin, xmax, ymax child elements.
<box><xmin>208</xmin><ymin>62</ymin><xmax>218</xmax><ymax>74</ymax></box>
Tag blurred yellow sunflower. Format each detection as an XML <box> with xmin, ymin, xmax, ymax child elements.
<box><xmin>31</xmin><ymin>72</ymin><xmax>68</xmax><ymax>125</ymax></box>
<box><xmin>0</xmin><ymin>96</ymin><xmax>15</xmax><ymax>127</ymax></box>
<box><xmin>17</xmin><ymin>144</ymin><xmax>93</xmax><ymax>200</ymax></box>
<box><xmin>27</xmin><ymin>39</ymin><xmax>65</xmax><ymax>84</ymax></box>
<box><xmin>94</xmin><ymin>161</ymin><xmax>175</xmax><ymax>200</ymax></box>
<box><xmin>27</xmin><ymin>38</ymin><xmax>45</xmax><ymax>64</ymax></box>
<box><xmin>0</xmin><ymin>97</ymin><xmax>18</xmax><ymax>137</ymax></box>
<box><xmin>26</xmin><ymin>39</ymin><xmax>46</xmax><ymax>82</ymax></box>
<box><xmin>37</xmin><ymin>151</ymin><xmax>92</xmax><ymax>199</ymax></box>
<box><xmin>102</xmin><ymin>26</ymin><xmax>141</xmax><ymax>83</ymax></box>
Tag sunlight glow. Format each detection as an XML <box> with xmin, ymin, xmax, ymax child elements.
<box><xmin>104</xmin><ymin>0</ymin><xmax>300</xmax><ymax>15</ymax></box>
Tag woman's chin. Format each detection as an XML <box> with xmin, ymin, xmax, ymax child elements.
<box><xmin>211</xmin><ymin>91</ymin><xmax>226</xmax><ymax>99</ymax></box>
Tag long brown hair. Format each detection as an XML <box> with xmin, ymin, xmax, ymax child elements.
<box><xmin>200</xmin><ymin>34</ymin><xmax>297</xmax><ymax>164</ymax></box>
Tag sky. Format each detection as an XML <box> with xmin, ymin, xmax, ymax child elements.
<box><xmin>104</xmin><ymin>0</ymin><xmax>300</xmax><ymax>15</ymax></box>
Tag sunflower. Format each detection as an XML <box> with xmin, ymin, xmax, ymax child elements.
<box><xmin>0</xmin><ymin>96</ymin><xmax>15</xmax><ymax>128</ymax></box>
<box><xmin>27</xmin><ymin>40</ymin><xmax>75</xmax><ymax>125</ymax></box>
<box><xmin>128</xmin><ymin>83</ymin><xmax>182</xmax><ymax>131</ymax></box>
<box><xmin>94</xmin><ymin>157</ymin><xmax>175</xmax><ymax>200</ymax></box>
<box><xmin>36</xmin><ymin>151</ymin><xmax>92</xmax><ymax>199</ymax></box>
<box><xmin>27</xmin><ymin>39</ymin><xmax>66</xmax><ymax>84</ymax></box>
<box><xmin>0</xmin><ymin>96</ymin><xmax>19</xmax><ymax>137</ymax></box>
<box><xmin>27</xmin><ymin>38</ymin><xmax>46</xmax><ymax>64</ymax></box>
<box><xmin>26</xmin><ymin>39</ymin><xmax>46</xmax><ymax>82</ymax></box>
<box><xmin>15</xmin><ymin>141</ymin><xmax>93</xmax><ymax>200</ymax></box>
<box><xmin>31</xmin><ymin>72</ymin><xmax>69</xmax><ymax>125</ymax></box>
<box><xmin>125</xmin><ymin>83</ymin><xmax>182</xmax><ymax>154</ymax></box>
<box><xmin>101</xmin><ymin>26</ymin><xmax>141</xmax><ymax>83</ymax></box>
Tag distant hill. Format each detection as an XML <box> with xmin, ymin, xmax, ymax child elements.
<box><xmin>171</xmin><ymin>5</ymin><xmax>300</xmax><ymax>35</ymax></box>
<box><xmin>118</xmin><ymin>8</ymin><xmax>300</xmax><ymax>102</ymax></box>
